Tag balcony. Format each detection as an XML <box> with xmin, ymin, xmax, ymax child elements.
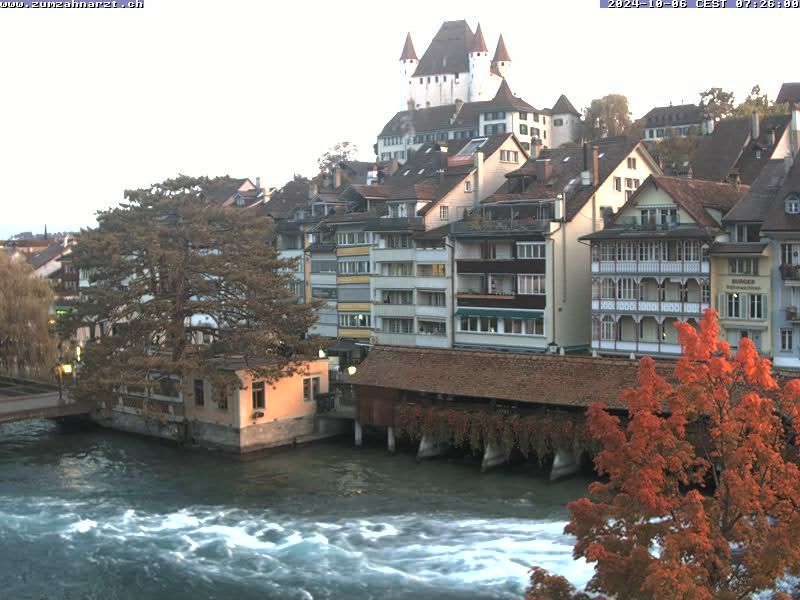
<box><xmin>416</xmin><ymin>304</ymin><xmax>448</xmax><ymax>319</ymax></box>
<box><xmin>592</xmin><ymin>260</ymin><xmax>710</xmax><ymax>275</ymax></box>
<box><xmin>592</xmin><ymin>339</ymin><xmax>682</xmax><ymax>355</ymax></box>
<box><xmin>373</xmin><ymin>303</ymin><xmax>416</xmax><ymax>318</ymax></box>
<box><xmin>591</xmin><ymin>299</ymin><xmax>709</xmax><ymax>315</ymax></box>
<box><xmin>780</xmin><ymin>265</ymin><xmax>800</xmax><ymax>282</ymax></box>
<box><xmin>457</xmin><ymin>292</ymin><xmax>545</xmax><ymax>310</ymax></box>
<box><xmin>457</xmin><ymin>258</ymin><xmax>545</xmax><ymax>275</ymax></box>
<box><xmin>372</xmin><ymin>247</ymin><xmax>416</xmax><ymax>262</ymax></box>
<box><xmin>366</xmin><ymin>216</ymin><xmax>424</xmax><ymax>232</ymax></box>
<box><xmin>786</xmin><ymin>307</ymin><xmax>800</xmax><ymax>322</ymax></box>
<box><xmin>449</xmin><ymin>219</ymin><xmax>551</xmax><ymax>238</ymax></box>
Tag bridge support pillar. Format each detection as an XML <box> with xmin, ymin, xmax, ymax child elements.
<box><xmin>481</xmin><ymin>440</ymin><xmax>507</xmax><ymax>472</ymax></box>
<box><xmin>417</xmin><ymin>434</ymin><xmax>448</xmax><ymax>459</ymax></box>
<box><xmin>354</xmin><ymin>421</ymin><xmax>362</xmax><ymax>447</ymax></box>
<box><xmin>387</xmin><ymin>426</ymin><xmax>396</xmax><ymax>453</ymax></box>
<box><xmin>550</xmin><ymin>446</ymin><xmax>580</xmax><ymax>481</ymax></box>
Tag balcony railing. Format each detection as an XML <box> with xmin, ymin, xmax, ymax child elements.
<box><xmin>780</xmin><ymin>265</ymin><xmax>800</xmax><ymax>281</ymax></box>
<box><xmin>449</xmin><ymin>219</ymin><xmax>550</xmax><ymax>237</ymax></box>
<box><xmin>365</xmin><ymin>216</ymin><xmax>424</xmax><ymax>231</ymax></box>
<box><xmin>592</xmin><ymin>260</ymin><xmax>709</xmax><ymax>274</ymax></box>
<box><xmin>591</xmin><ymin>299</ymin><xmax>709</xmax><ymax>315</ymax></box>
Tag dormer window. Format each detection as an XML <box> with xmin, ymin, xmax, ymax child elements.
<box><xmin>417</xmin><ymin>168</ymin><xmax>425</xmax><ymax>175</ymax></box>
<box><xmin>786</xmin><ymin>194</ymin><xmax>800</xmax><ymax>215</ymax></box>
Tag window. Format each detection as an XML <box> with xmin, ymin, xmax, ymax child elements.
<box><xmin>339</xmin><ymin>313</ymin><xmax>371</xmax><ymax>328</ymax></box>
<box><xmin>252</xmin><ymin>382</ymin><xmax>265</xmax><ymax>410</ymax></box>
<box><xmin>782</xmin><ymin>243</ymin><xmax>800</xmax><ymax>265</ymax></box>
<box><xmin>418</xmin><ymin>263</ymin><xmax>446</xmax><ymax>277</ymax></box>
<box><xmin>385</xmin><ymin>233</ymin><xmax>411</xmax><ymax>248</ymax></box>
<box><xmin>385</xmin><ymin>262</ymin><xmax>412</xmax><ymax>276</ymax></box>
<box><xmin>601</xmin><ymin>278</ymin><xmax>616</xmax><ymax>299</ymax></box>
<box><xmin>439</xmin><ymin>205</ymin><xmax>449</xmax><ymax>220</ymax></box>
<box><xmin>626</xmin><ymin>190</ymin><xmax>634</xmax><ymax>200</ymax></box>
<box><xmin>388</xmin><ymin>203</ymin><xmax>409</xmax><ymax>218</ymax></box>
<box><xmin>193</xmin><ymin>379</ymin><xmax>205</xmax><ymax>407</ymax></box>
<box><xmin>464</xmin><ymin>180</ymin><xmax>473</xmax><ymax>193</ymax></box>
<box><xmin>516</xmin><ymin>242</ymin><xmax>545</xmax><ymax>259</ymax></box>
<box><xmin>781</xmin><ymin>329</ymin><xmax>793</xmax><ymax>352</ymax></box>
<box><xmin>735</xmin><ymin>223</ymin><xmax>761</xmax><ymax>242</ymax></box>
<box><xmin>419</xmin><ymin>320</ymin><xmax>446</xmax><ymax>336</ymax></box>
<box><xmin>419</xmin><ymin>291</ymin><xmax>446</xmax><ymax>306</ymax></box>
<box><xmin>385</xmin><ymin>318</ymin><xmax>414</xmax><ymax>334</ymax></box>
<box><xmin>532</xmin><ymin>127</ymin><xmax>541</xmax><ymax>138</ymax></box>
<box><xmin>337</xmin><ymin>232</ymin><xmax>369</xmax><ymax>246</ymax></box>
<box><xmin>484</xmin><ymin>123</ymin><xmax>507</xmax><ymax>135</ymax></box>
<box><xmin>625</xmin><ymin>178</ymin><xmax>634</xmax><ymax>189</ymax></box>
<box><xmin>459</xmin><ymin>316</ymin><xmax>498</xmax><ymax>333</ymax></box>
<box><xmin>338</xmin><ymin>261</ymin><xmax>370</xmax><ymax>274</ymax></box>
<box><xmin>614</xmin><ymin>177</ymin><xmax>622</xmax><ymax>192</ymax></box>
<box><xmin>616</xmin><ymin>242</ymin><xmax>635</xmax><ymax>261</ymax></box>
<box><xmin>502</xmin><ymin>317</ymin><xmax>545</xmax><ymax>336</ymax></box>
<box><xmin>726</xmin><ymin>293</ymin><xmax>741</xmax><ymax>319</ymax></box>
<box><xmin>519</xmin><ymin>111</ymin><xmax>528</xmax><ymax>120</ymax></box>
<box><xmin>553</xmin><ymin>118</ymin><xmax>564</xmax><ymax>127</ymax></box>
<box><xmin>601</xmin><ymin>316</ymin><xmax>615</xmax><ymax>340</ymax></box>
<box><xmin>729</xmin><ymin>258</ymin><xmax>758</xmax><ymax>275</ymax></box>
<box><xmin>519</xmin><ymin>124</ymin><xmax>528</xmax><ymax>135</ymax></box>
<box><xmin>215</xmin><ymin>386</ymin><xmax>228</xmax><ymax>411</ymax></box>
<box><xmin>786</xmin><ymin>195</ymin><xmax>800</xmax><ymax>214</ymax></box>
<box><xmin>311</xmin><ymin>260</ymin><xmax>337</xmax><ymax>273</ymax></box>
<box><xmin>312</xmin><ymin>287</ymin><xmax>337</xmax><ymax>300</ymax></box>
<box><xmin>749</xmin><ymin>294</ymin><xmax>764</xmax><ymax>320</ymax></box>
<box><xmin>382</xmin><ymin>290</ymin><xmax>413</xmax><ymax>304</ymax></box>
<box><xmin>303</xmin><ymin>376</ymin><xmax>321</xmax><ymax>403</ymax></box>
<box><xmin>701</xmin><ymin>281</ymin><xmax>710</xmax><ymax>304</ymax></box>
<box><xmin>627</xmin><ymin>157</ymin><xmax>637</xmax><ymax>169</ymax></box>
<box><xmin>517</xmin><ymin>274</ymin><xmax>545</xmax><ymax>295</ymax></box>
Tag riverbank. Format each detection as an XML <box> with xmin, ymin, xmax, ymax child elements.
<box><xmin>0</xmin><ymin>419</ymin><xmax>592</xmax><ymax>599</ymax></box>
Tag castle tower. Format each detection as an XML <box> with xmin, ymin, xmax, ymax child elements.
<box><xmin>492</xmin><ymin>34</ymin><xmax>512</xmax><ymax>83</ymax></box>
<box><xmin>468</xmin><ymin>23</ymin><xmax>490</xmax><ymax>102</ymax></box>
<box><xmin>399</xmin><ymin>32</ymin><xmax>418</xmax><ymax>110</ymax></box>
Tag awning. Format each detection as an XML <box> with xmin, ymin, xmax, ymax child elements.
<box><xmin>455</xmin><ymin>308</ymin><xmax>544</xmax><ymax>319</ymax></box>
<box><xmin>327</xmin><ymin>340</ymin><xmax>359</xmax><ymax>353</ymax></box>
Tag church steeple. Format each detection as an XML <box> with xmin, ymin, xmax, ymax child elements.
<box><xmin>470</xmin><ymin>23</ymin><xmax>488</xmax><ymax>54</ymax></box>
<box><xmin>399</xmin><ymin>32</ymin><xmax>418</xmax><ymax>61</ymax></box>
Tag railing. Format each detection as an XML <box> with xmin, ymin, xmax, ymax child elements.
<box><xmin>366</xmin><ymin>217</ymin><xmax>424</xmax><ymax>231</ymax></box>
<box><xmin>449</xmin><ymin>219</ymin><xmax>550</xmax><ymax>236</ymax></box>
<box><xmin>592</xmin><ymin>261</ymin><xmax>709</xmax><ymax>274</ymax></box>
<box><xmin>591</xmin><ymin>299</ymin><xmax>708</xmax><ymax>315</ymax></box>
<box><xmin>780</xmin><ymin>265</ymin><xmax>800</xmax><ymax>281</ymax></box>
<box><xmin>787</xmin><ymin>307</ymin><xmax>800</xmax><ymax>322</ymax></box>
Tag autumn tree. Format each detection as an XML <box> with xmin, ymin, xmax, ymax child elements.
<box><xmin>699</xmin><ymin>87</ymin><xmax>735</xmax><ymax>120</ymax></box>
<box><xmin>0</xmin><ymin>253</ymin><xmax>55</xmax><ymax>377</ymax></box>
<box><xmin>528</xmin><ymin>310</ymin><xmax>800</xmax><ymax>600</ymax></box>
<box><xmin>67</xmin><ymin>175</ymin><xmax>318</xmax><ymax>404</ymax></box>
<box><xmin>582</xmin><ymin>95</ymin><xmax>633</xmax><ymax>140</ymax></box>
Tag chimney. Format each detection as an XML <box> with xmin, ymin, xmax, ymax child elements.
<box><xmin>334</xmin><ymin>167</ymin><xmax>343</xmax><ymax>189</ymax></box>
<box><xmin>531</xmin><ymin>138</ymin><xmax>542</xmax><ymax>159</ymax></box>
<box><xmin>473</xmin><ymin>150</ymin><xmax>484</xmax><ymax>202</ymax></box>
<box><xmin>435</xmin><ymin>144</ymin><xmax>448</xmax><ymax>184</ymax></box>
<box><xmin>581</xmin><ymin>142</ymin><xmax>592</xmax><ymax>185</ymax></box>
<box><xmin>308</xmin><ymin>181</ymin><xmax>318</xmax><ymax>200</ymax></box>
<box><xmin>534</xmin><ymin>158</ymin><xmax>552</xmax><ymax>181</ymax></box>
<box><xmin>751</xmin><ymin>111</ymin><xmax>760</xmax><ymax>140</ymax></box>
<box><xmin>406</xmin><ymin>148</ymin><xmax>415</xmax><ymax>163</ymax></box>
<box><xmin>592</xmin><ymin>144</ymin><xmax>600</xmax><ymax>187</ymax></box>
<box><xmin>768</xmin><ymin>127</ymin><xmax>776</xmax><ymax>148</ymax></box>
<box><xmin>702</xmin><ymin>113</ymin><xmax>715</xmax><ymax>136</ymax></box>
<box><xmin>255</xmin><ymin>176</ymin><xmax>261</xmax><ymax>190</ymax></box>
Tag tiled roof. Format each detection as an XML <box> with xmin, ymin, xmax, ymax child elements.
<box><xmin>723</xmin><ymin>159</ymin><xmax>786</xmax><ymax>223</ymax></box>
<box><xmin>690</xmin><ymin>115</ymin><xmax>790</xmax><ymax>184</ymax></box>
<box><xmin>551</xmin><ymin>94</ymin><xmax>580</xmax><ymax>116</ymax></box>
<box><xmin>492</xmin><ymin>34</ymin><xmax>511</xmax><ymax>62</ymax></box>
<box><xmin>379</xmin><ymin>81</ymin><xmax>538</xmax><ymax>138</ymax></box>
<box><xmin>349</xmin><ymin>346</ymin><xmax>675</xmax><ymax>411</ymax></box>
<box><xmin>762</xmin><ymin>158</ymin><xmax>800</xmax><ymax>232</ymax></box>
<box><xmin>26</xmin><ymin>242</ymin><xmax>69</xmax><ymax>269</ymax></box>
<box><xmin>486</xmin><ymin>137</ymin><xmax>654</xmax><ymax>221</ymax></box>
<box><xmin>708</xmin><ymin>242</ymin><xmax>768</xmax><ymax>256</ymax></box>
<box><xmin>259</xmin><ymin>179</ymin><xmax>310</xmax><ymax>220</ymax></box>
<box><xmin>641</xmin><ymin>104</ymin><xmax>705</xmax><ymax>127</ymax></box>
<box><xmin>647</xmin><ymin>175</ymin><xmax>746</xmax><ymax>228</ymax></box>
<box><xmin>776</xmin><ymin>82</ymin><xmax>800</xmax><ymax>104</ymax></box>
<box><xmin>413</xmin><ymin>20</ymin><xmax>474</xmax><ymax>77</ymax></box>
<box><xmin>202</xmin><ymin>176</ymin><xmax>250</xmax><ymax>204</ymax></box>
<box><xmin>399</xmin><ymin>32</ymin><xmax>418</xmax><ymax>61</ymax></box>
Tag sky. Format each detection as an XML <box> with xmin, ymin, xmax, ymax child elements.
<box><xmin>0</xmin><ymin>0</ymin><xmax>795</xmax><ymax>237</ymax></box>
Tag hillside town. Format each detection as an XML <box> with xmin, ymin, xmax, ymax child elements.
<box><xmin>4</xmin><ymin>15</ymin><xmax>800</xmax><ymax>600</ymax></box>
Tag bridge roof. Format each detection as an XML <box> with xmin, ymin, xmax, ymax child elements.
<box><xmin>348</xmin><ymin>346</ymin><xmax>676</xmax><ymax>410</ymax></box>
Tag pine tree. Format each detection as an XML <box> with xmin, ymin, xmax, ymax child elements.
<box><xmin>67</xmin><ymin>175</ymin><xmax>318</xmax><ymax>403</ymax></box>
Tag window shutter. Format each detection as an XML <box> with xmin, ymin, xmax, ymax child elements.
<box><xmin>717</xmin><ymin>293</ymin><xmax>726</xmax><ymax>318</ymax></box>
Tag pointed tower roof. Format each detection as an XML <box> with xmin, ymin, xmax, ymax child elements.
<box><xmin>470</xmin><ymin>23</ymin><xmax>488</xmax><ymax>53</ymax></box>
<box><xmin>491</xmin><ymin>79</ymin><xmax>535</xmax><ymax>111</ymax></box>
<box><xmin>399</xmin><ymin>32</ymin><xmax>418</xmax><ymax>61</ymax></box>
<box><xmin>551</xmin><ymin>94</ymin><xmax>581</xmax><ymax>116</ymax></box>
<box><xmin>492</xmin><ymin>34</ymin><xmax>511</xmax><ymax>62</ymax></box>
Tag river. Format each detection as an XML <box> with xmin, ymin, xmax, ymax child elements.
<box><xmin>0</xmin><ymin>420</ymin><xmax>592</xmax><ymax>600</ymax></box>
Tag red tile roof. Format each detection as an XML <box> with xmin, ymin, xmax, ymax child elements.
<box><xmin>492</xmin><ymin>34</ymin><xmax>511</xmax><ymax>62</ymax></box>
<box><xmin>470</xmin><ymin>23</ymin><xmax>488</xmax><ymax>53</ymax></box>
<box><xmin>399</xmin><ymin>32</ymin><xmax>418</xmax><ymax>61</ymax></box>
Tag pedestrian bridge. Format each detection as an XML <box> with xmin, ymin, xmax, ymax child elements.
<box><xmin>0</xmin><ymin>376</ymin><xmax>91</xmax><ymax>425</ymax></box>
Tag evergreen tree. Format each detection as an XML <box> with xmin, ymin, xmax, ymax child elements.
<box><xmin>67</xmin><ymin>175</ymin><xmax>318</xmax><ymax>403</ymax></box>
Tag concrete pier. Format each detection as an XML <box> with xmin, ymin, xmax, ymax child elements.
<box><xmin>417</xmin><ymin>434</ymin><xmax>449</xmax><ymax>459</ymax></box>
<box><xmin>481</xmin><ymin>440</ymin><xmax>507</xmax><ymax>472</ymax></box>
<box><xmin>387</xmin><ymin>426</ymin><xmax>396</xmax><ymax>453</ymax></box>
<box><xmin>550</xmin><ymin>446</ymin><xmax>580</xmax><ymax>481</ymax></box>
<box><xmin>354</xmin><ymin>421</ymin><xmax>363</xmax><ymax>447</ymax></box>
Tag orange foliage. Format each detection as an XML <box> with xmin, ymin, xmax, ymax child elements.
<box><xmin>529</xmin><ymin>310</ymin><xmax>800</xmax><ymax>600</ymax></box>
